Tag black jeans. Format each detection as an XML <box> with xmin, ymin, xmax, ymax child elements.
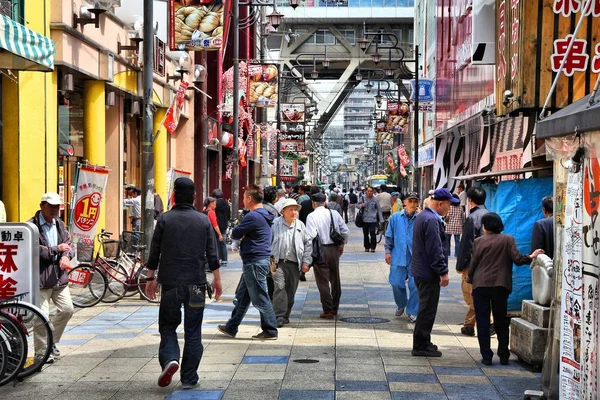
<box><xmin>413</xmin><ymin>279</ymin><xmax>440</xmax><ymax>351</ymax></box>
<box><xmin>362</xmin><ymin>222</ymin><xmax>378</xmax><ymax>250</ymax></box>
<box><xmin>473</xmin><ymin>286</ymin><xmax>510</xmax><ymax>361</ymax></box>
<box><xmin>158</xmin><ymin>285</ymin><xmax>205</xmax><ymax>385</ymax></box>
<box><xmin>218</xmin><ymin>240</ymin><xmax>228</xmax><ymax>262</ymax></box>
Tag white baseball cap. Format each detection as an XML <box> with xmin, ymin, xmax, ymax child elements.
<box><xmin>41</xmin><ymin>192</ymin><xmax>62</xmax><ymax>205</ymax></box>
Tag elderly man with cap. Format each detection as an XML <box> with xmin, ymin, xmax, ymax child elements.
<box><xmin>124</xmin><ymin>185</ymin><xmax>142</xmax><ymax>232</ymax></box>
<box><xmin>385</xmin><ymin>192</ymin><xmax>420</xmax><ymax>322</ymax></box>
<box><xmin>305</xmin><ymin>192</ymin><xmax>349</xmax><ymax>319</ymax></box>
<box><xmin>29</xmin><ymin>192</ymin><xmax>75</xmax><ymax>363</ymax></box>
<box><xmin>411</xmin><ymin>188</ymin><xmax>458</xmax><ymax>357</ymax></box>
<box><xmin>145</xmin><ymin>177</ymin><xmax>222</xmax><ymax>389</ymax></box>
<box><xmin>271</xmin><ymin>199</ymin><xmax>312</xmax><ymax>327</ymax></box>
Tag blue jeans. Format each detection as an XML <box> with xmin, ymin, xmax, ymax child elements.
<box><xmin>225</xmin><ymin>259</ymin><xmax>278</xmax><ymax>336</ymax></box>
<box><xmin>445</xmin><ymin>234</ymin><xmax>460</xmax><ymax>257</ymax></box>
<box><xmin>158</xmin><ymin>285</ymin><xmax>205</xmax><ymax>385</ymax></box>
<box><xmin>389</xmin><ymin>264</ymin><xmax>419</xmax><ymax>315</ymax></box>
<box><xmin>218</xmin><ymin>240</ymin><xmax>228</xmax><ymax>263</ymax></box>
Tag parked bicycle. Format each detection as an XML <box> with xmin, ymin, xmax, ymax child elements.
<box><xmin>68</xmin><ymin>230</ymin><xmax>160</xmax><ymax>308</ymax></box>
<box><xmin>377</xmin><ymin>214</ymin><xmax>390</xmax><ymax>243</ymax></box>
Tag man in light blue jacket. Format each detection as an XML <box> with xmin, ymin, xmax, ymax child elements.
<box><xmin>385</xmin><ymin>192</ymin><xmax>420</xmax><ymax>322</ymax></box>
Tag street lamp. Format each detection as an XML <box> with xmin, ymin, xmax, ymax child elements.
<box><xmin>358</xmin><ymin>37</ymin><xmax>369</xmax><ymax>51</ymax></box>
<box><xmin>298</xmin><ymin>80</ymin><xmax>308</xmax><ymax>92</ymax></box>
<box><xmin>267</xmin><ymin>9</ymin><xmax>284</xmax><ymax>29</ymax></box>
<box><xmin>288</xmin><ymin>0</ymin><xmax>301</xmax><ymax>8</ymax></box>
<box><xmin>374</xmin><ymin>93</ymin><xmax>382</xmax><ymax>108</ymax></box>
<box><xmin>364</xmin><ymin>81</ymin><xmax>373</xmax><ymax>93</ymax></box>
<box><xmin>355</xmin><ymin>70</ymin><xmax>363</xmax><ymax>81</ymax></box>
<box><xmin>311</xmin><ymin>69</ymin><xmax>319</xmax><ymax>79</ymax></box>
<box><xmin>372</xmin><ymin>51</ymin><xmax>382</xmax><ymax>65</ymax></box>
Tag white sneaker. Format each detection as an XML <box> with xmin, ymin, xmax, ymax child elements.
<box><xmin>395</xmin><ymin>308</ymin><xmax>405</xmax><ymax>317</ymax></box>
<box><xmin>407</xmin><ymin>314</ymin><xmax>417</xmax><ymax>323</ymax></box>
<box><xmin>182</xmin><ymin>382</ymin><xmax>198</xmax><ymax>390</ymax></box>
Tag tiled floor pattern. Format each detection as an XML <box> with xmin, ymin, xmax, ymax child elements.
<box><xmin>0</xmin><ymin>226</ymin><xmax>541</xmax><ymax>399</ymax></box>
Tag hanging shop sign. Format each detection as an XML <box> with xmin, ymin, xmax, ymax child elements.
<box><xmin>164</xmin><ymin>81</ymin><xmax>190</xmax><ymax>135</ymax></box>
<box><xmin>248</xmin><ymin>64</ymin><xmax>278</xmax><ymax>108</ymax></box>
<box><xmin>376</xmin><ymin>121</ymin><xmax>391</xmax><ymax>145</ymax></box>
<box><xmin>206</xmin><ymin>117</ymin><xmax>220</xmax><ymax>148</ymax></box>
<box><xmin>169</xmin><ymin>0</ymin><xmax>226</xmax><ymax>51</ymax></box>
<box><xmin>154</xmin><ymin>36</ymin><xmax>166</xmax><ymax>77</ymax></box>
<box><xmin>280</xmin><ymin>103</ymin><xmax>305</xmax><ymax>151</ymax></box>
<box><xmin>0</xmin><ymin>223</ymin><xmax>39</xmax><ymax>306</ymax></box>
<box><xmin>281</xmin><ymin>103</ymin><xmax>306</xmax><ymax>123</ymax></box>
<box><xmin>410</xmin><ymin>79</ymin><xmax>435</xmax><ymax>103</ymax></box>
<box><xmin>418</xmin><ymin>141</ymin><xmax>435</xmax><ymax>167</ymax></box>
<box><xmin>280</xmin><ymin>159</ymin><xmax>298</xmax><ymax>182</ymax></box>
<box><xmin>397</xmin><ymin>145</ymin><xmax>411</xmax><ymax>167</ymax></box>
<box><xmin>386</xmin><ymin>102</ymin><xmax>410</xmax><ymax>134</ymax></box>
<box><xmin>70</xmin><ymin>165</ymin><xmax>109</xmax><ymax>250</ymax></box>
<box><xmin>386</xmin><ymin>154</ymin><xmax>396</xmax><ymax>171</ymax></box>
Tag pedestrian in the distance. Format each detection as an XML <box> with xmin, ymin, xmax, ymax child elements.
<box><xmin>342</xmin><ymin>189</ymin><xmax>349</xmax><ymax>223</ymax></box>
<box><xmin>145</xmin><ymin>178</ymin><xmax>222</xmax><ymax>389</ymax></box>
<box><xmin>444</xmin><ymin>194</ymin><xmax>464</xmax><ymax>258</ymax></box>
<box><xmin>218</xmin><ymin>184</ymin><xmax>278</xmax><ymax>340</ymax></box>
<box><xmin>468</xmin><ymin>212</ymin><xmax>544</xmax><ymax>366</ymax></box>
<box><xmin>391</xmin><ymin>192</ymin><xmax>402</xmax><ymax>214</ymax></box>
<box><xmin>271</xmin><ymin>199</ymin><xmax>312</xmax><ymax>327</ymax></box>
<box><xmin>361</xmin><ymin>187</ymin><xmax>383</xmax><ymax>253</ymax></box>
<box><xmin>327</xmin><ymin>193</ymin><xmax>343</xmax><ymax>216</ymax></box>
<box><xmin>213</xmin><ymin>188</ymin><xmax>230</xmax><ymax>266</ymax></box>
<box><xmin>385</xmin><ymin>192</ymin><xmax>420</xmax><ymax>322</ymax></box>
<box><xmin>203</xmin><ymin>197</ymin><xmax>223</xmax><ymax>246</ymax></box>
<box><xmin>263</xmin><ymin>186</ymin><xmax>280</xmax><ymax>218</ymax></box>
<box><xmin>411</xmin><ymin>188</ymin><xmax>457</xmax><ymax>357</ymax></box>
<box><xmin>347</xmin><ymin>188</ymin><xmax>358</xmax><ymax>222</ymax></box>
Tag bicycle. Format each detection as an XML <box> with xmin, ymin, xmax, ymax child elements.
<box><xmin>377</xmin><ymin>213</ymin><xmax>391</xmax><ymax>244</ymax></box>
<box><xmin>0</xmin><ymin>295</ymin><xmax>28</xmax><ymax>386</ymax></box>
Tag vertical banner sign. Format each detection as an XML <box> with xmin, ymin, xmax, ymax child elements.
<box><xmin>280</xmin><ymin>103</ymin><xmax>306</xmax><ymax>152</ymax></box>
<box><xmin>164</xmin><ymin>81</ymin><xmax>190</xmax><ymax>135</ymax></box>
<box><xmin>280</xmin><ymin>159</ymin><xmax>299</xmax><ymax>182</ymax></box>
<box><xmin>70</xmin><ymin>166</ymin><xmax>109</xmax><ymax>248</ymax></box>
<box><xmin>248</xmin><ymin>64</ymin><xmax>278</xmax><ymax>107</ymax></box>
<box><xmin>582</xmin><ymin>157</ymin><xmax>600</xmax><ymax>399</ymax></box>
<box><xmin>397</xmin><ymin>145</ymin><xmax>412</xmax><ymax>167</ymax></box>
<box><xmin>560</xmin><ymin>170</ymin><xmax>583</xmax><ymax>399</ymax></box>
<box><xmin>154</xmin><ymin>36</ymin><xmax>166</xmax><ymax>76</ymax></box>
<box><xmin>386</xmin><ymin>154</ymin><xmax>396</xmax><ymax>171</ymax></box>
<box><xmin>169</xmin><ymin>0</ymin><xmax>225</xmax><ymax>51</ymax></box>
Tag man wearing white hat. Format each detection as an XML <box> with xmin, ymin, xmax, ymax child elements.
<box><xmin>270</xmin><ymin>199</ymin><xmax>312</xmax><ymax>327</ymax></box>
<box><xmin>28</xmin><ymin>192</ymin><xmax>75</xmax><ymax>363</ymax></box>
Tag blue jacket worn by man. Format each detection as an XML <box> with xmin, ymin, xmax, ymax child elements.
<box><xmin>232</xmin><ymin>208</ymin><xmax>275</xmax><ymax>263</ymax></box>
<box><xmin>411</xmin><ymin>207</ymin><xmax>449</xmax><ymax>282</ymax></box>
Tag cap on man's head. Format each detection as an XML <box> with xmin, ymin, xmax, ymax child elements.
<box><xmin>174</xmin><ymin>177</ymin><xmax>195</xmax><ymax>195</ymax></box>
<box><xmin>404</xmin><ymin>192</ymin><xmax>420</xmax><ymax>201</ymax></box>
<box><xmin>311</xmin><ymin>193</ymin><xmax>327</xmax><ymax>203</ymax></box>
<box><xmin>431</xmin><ymin>188</ymin><xmax>460</xmax><ymax>204</ymax></box>
<box><xmin>391</xmin><ymin>191</ymin><xmax>400</xmax><ymax>197</ymax></box>
<box><xmin>41</xmin><ymin>192</ymin><xmax>62</xmax><ymax>205</ymax></box>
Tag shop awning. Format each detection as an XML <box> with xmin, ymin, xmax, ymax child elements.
<box><xmin>537</xmin><ymin>92</ymin><xmax>600</xmax><ymax>139</ymax></box>
<box><xmin>0</xmin><ymin>14</ymin><xmax>55</xmax><ymax>71</ymax></box>
<box><xmin>452</xmin><ymin>166</ymin><xmax>552</xmax><ymax>181</ymax></box>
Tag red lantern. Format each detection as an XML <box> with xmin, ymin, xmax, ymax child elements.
<box><xmin>222</xmin><ymin>132</ymin><xmax>234</xmax><ymax>148</ymax></box>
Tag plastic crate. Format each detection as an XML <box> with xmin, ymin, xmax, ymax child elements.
<box><xmin>120</xmin><ymin>231</ymin><xmax>144</xmax><ymax>254</ymax></box>
<box><xmin>102</xmin><ymin>240</ymin><xmax>120</xmax><ymax>258</ymax></box>
<box><xmin>76</xmin><ymin>243</ymin><xmax>95</xmax><ymax>263</ymax></box>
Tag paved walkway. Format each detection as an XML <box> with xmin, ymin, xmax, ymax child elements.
<box><xmin>1</xmin><ymin>225</ymin><xmax>541</xmax><ymax>399</ymax></box>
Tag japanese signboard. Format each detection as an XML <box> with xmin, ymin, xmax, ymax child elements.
<box><xmin>281</xmin><ymin>103</ymin><xmax>306</xmax><ymax>123</ymax></box>
<box><xmin>280</xmin><ymin>103</ymin><xmax>305</xmax><ymax>152</ymax></box>
<box><xmin>164</xmin><ymin>81</ymin><xmax>189</xmax><ymax>135</ymax></box>
<box><xmin>560</xmin><ymin>170</ymin><xmax>583</xmax><ymax>399</ymax></box>
<box><xmin>397</xmin><ymin>145</ymin><xmax>411</xmax><ymax>167</ymax></box>
<box><xmin>154</xmin><ymin>36</ymin><xmax>166</xmax><ymax>77</ymax></box>
<box><xmin>409</xmin><ymin>79</ymin><xmax>435</xmax><ymax>103</ymax></box>
<box><xmin>375</xmin><ymin>121</ymin><xmax>391</xmax><ymax>145</ymax></box>
<box><xmin>168</xmin><ymin>0</ymin><xmax>226</xmax><ymax>51</ymax></box>
<box><xmin>418</xmin><ymin>140</ymin><xmax>435</xmax><ymax>167</ymax></box>
<box><xmin>166</xmin><ymin>168</ymin><xmax>193</xmax><ymax>210</ymax></box>
<box><xmin>386</xmin><ymin>154</ymin><xmax>396</xmax><ymax>171</ymax></box>
<box><xmin>386</xmin><ymin>102</ymin><xmax>410</xmax><ymax>134</ymax></box>
<box><xmin>0</xmin><ymin>223</ymin><xmax>39</xmax><ymax>306</ymax></box>
<box><xmin>248</xmin><ymin>64</ymin><xmax>278</xmax><ymax>108</ymax></box>
<box><xmin>280</xmin><ymin>159</ymin><xmax>299</xmax><ymax>182</ymax></box>
<box><xmin>70</xmin><ymin>166</ymin><xmax>109</xmax><ymax>251</ymax></box>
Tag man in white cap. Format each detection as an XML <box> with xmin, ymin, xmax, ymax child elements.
<box><xmin>28</xmin><ymin>192</ymin><xmax>75</xmax><ymax>363</ymax></box>
<box><xmin>271</xmin><ymin>199</ymin><xmax>312</xmax><ymax>327</ymax></box>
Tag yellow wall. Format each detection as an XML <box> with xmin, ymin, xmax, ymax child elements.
<box><xmin>153</xmin><ymin>108</ymin><xmax>168</xmax><ymax>204</ymax></box>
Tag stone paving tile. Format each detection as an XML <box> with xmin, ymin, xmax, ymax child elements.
<box><xmin>335</xmin><ymin>380</ymin><xmax>389</xmax><ymax>391</ymax></box>
<box><xmin>442</xmin><ymin>383</ymin><xmax>503</xmax><ymax>400</ymax></box>
<box><xmin>388</xmin><ymin>382</ymin><xmax>444</xmax><ymax>392</ymax></box>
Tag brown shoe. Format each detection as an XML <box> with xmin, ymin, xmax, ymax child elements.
<box><xmin>319</xmin><ymin>312</ymin><xmax>335</xmax><ymax>319</ymax></box>
<box><xmin>370</xmin><ymin>249</ymin><xmax>375</xmax><ymax>253</ymax></box>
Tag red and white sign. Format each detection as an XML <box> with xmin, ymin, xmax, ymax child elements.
<box><xmin>70</xmin><ymin>166</ymin><xmax>109</xmax><ymax>249</ymax></box>
<box><xmin>164</xmin><ymin>81</ymin><xmax>189</xmax><ymax>135</ymax></box>
<box><xmin>397</xmin><ymin>145</ymin><xmax>411</xmax><ymax>167</ymax></box>
<box><xmin>0</xmin><ymin>224</ymin><xmax>40</xmax><ymax>305</ymax></box>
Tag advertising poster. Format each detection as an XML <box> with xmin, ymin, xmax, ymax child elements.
<box><xmin>376</xmin><ymin>121</ymin><xmax>392</xmax><ymax>145</ymax></box>
<box><xmin>281</xmin><ymin>103</ymin><xmax>305</xmax><ymax>122</ymax></box>
<box><xmin>169</xmin><ymin>0</ymin><xmax>226</xmax><ymax>51</ymax></box>
<box><xmin>581</xmin><ymin>157</ymin><xmax>600</xmax><ymax>399</ymax></box>
<box><xmin>166</xmin><ymin>168</ymin><xmax>192</xmax><ymax>210</ymax></box>
<box><xmin>559</xmin><ymin>170</ymin><xmax>583</xmax><ymax>399</ymax></box>
<box><xmin>280</xmin><ymin>159</ymin><xmax>298</xmax><ymax>182</ymax></box>
<box><xmin>70</xmin><ymin>166</ymin><xmax>109</xmax><ymax>249</ymax></box>
<box><xmin>386</xmin><ymin>154</ymin><xmax>396</xmax><ymax>171</ymax></box>
<box><xmin>397</xmin><ymin>145</ymin><xmax>411</xmax><ymax>167</ymax></box>
<box><xmin>386</xmin><ymin>102</ymin><xmax>410</xmax><ymax>134</ymax></box>
<box><xmin>248</xmin><ymin>64</ymin><xmax>278</xmax><ymax>107</ymax></box>
<box><xmin>280</xmin><ymin>103</ymin><xmax>305</xmax><ymax>152</ymax></box>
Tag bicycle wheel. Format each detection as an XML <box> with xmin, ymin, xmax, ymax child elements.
<box><xmin>377</xmin><ymin>220</ymin><xmax>388</xmax><ymax>243</ymax></box>
<box><xmin>0</xmin><ymin>339</ymin><xmax>8</xmax><ymax>384</ymax></box>
<box><xmin>0</xmin><ymin>312</ymin><xmax>28</xmax><ymax>386</ymax></box>
<box><xmin>100</xmin><ymin>262</ymin><xmax>127</xmax><ymax>303</ymax></box>
<box><xmin>68</xmin><ymin>265</ymin><xmax>107</xmax><ymax>308</ymax></box>
<box><xmin>0</xmin><ymin>302</ymin><xmax>53</xmax><ymax>378</ymax></box>
<box><xmin>136</xmin><ymin>267</ymin><xmax>161</xmax><ymax>303</ymax></box>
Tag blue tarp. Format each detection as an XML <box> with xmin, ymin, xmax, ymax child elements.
<box><xmin>481</xmin><ymin>178</ymin><xmax>553</xmax><ymax>311</ymax></box>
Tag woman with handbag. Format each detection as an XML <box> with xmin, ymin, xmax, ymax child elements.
<box><xmin>360</xmin><ymin>187</ymin><xmax>383</xmax><ymax>253</ymax></box>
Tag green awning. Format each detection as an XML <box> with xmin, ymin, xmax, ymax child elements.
<box><xmin>0</xmin><ymin>14</ymin><xmax>55</xmax><ymax>71</ymax></box>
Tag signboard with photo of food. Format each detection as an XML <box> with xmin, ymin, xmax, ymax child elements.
<box><xmin>248</xmin><ymin>64</ymin><xmax>278</xmax><ymax>108</ymax></box>
<box><xmin>169</xmin><ymin>0</ymin><xmax>226</xmax><ymax>51</ymax></box>
<box><xmin>281</xmin><ymin>103</ymin><xmax>305</xmax><ymax>123</ymax></box>
<box><xmin>386</xmin><ymin>102</ymin><xmax>410</xmax><ymax>134</ymax></box>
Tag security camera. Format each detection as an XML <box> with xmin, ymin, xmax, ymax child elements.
<box><xmin>503</xmin><ymin>90</ymin><xmax>514</xmax><ymax>106</ymax></box>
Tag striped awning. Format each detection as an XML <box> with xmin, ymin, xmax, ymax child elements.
<box><xmin>0</xmin><ymin>14</ymin><xmax>55</xmax><ymax>71</ymax></box>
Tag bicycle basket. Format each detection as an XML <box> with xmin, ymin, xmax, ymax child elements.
<box><xmin>76</xmin><ymin>243</ymin><xmax>95</xmax><ymax>263</ymax></box>
<box><xmin>102</xmin><ymin>240</ymin><xmax>120</xmax><ymax>258</ymax></box>
<box><xmin>120</xmin><ymin>231</ymin><xmax>144</xmax><ymax>254</ymax></box>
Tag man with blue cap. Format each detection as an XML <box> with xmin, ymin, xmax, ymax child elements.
<box><xmin>411</xmin><ymin>188</ymin><xmax>459</xmax><ymax>357</ymax></box>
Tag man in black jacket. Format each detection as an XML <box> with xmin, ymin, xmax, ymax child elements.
<box><xmin>145</xmin><ymin>178</ymin><xmax>222</xmax><ymax>389</ymax></box>
<box><xmin>531</xmin><ymin>195</ymin><xmax>554</xmax><ymax>259</ymax></box>
<box><xmin>212</xmin><ymin>188</ymin><xmax>230</xmax><ymax>265</ymax></box>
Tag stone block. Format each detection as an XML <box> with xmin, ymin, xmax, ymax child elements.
<box><xmin>521</xmin><ymin>300</ymin><xmax>551</xmax><ymax>328</ymax></box>
<box><xmin>509</xmin><ymin>318</ymin><xmax>548</xmax><ymax>365</ymax></box>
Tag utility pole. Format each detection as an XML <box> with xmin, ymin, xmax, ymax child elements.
<box><xmin>141</xmin><ymin>0</ymin><xmax>154</xmax><ymax>260</ymax></box>
<box><xmin>231</xmin><ymin>0</ymin><xmax>240</xmax><ymax>217</ymax></box>
<box><xmin>275</xmin><ymin>68</ymin><xmax>281</xmax><ymax>187</ymax></box>
<box><xmin>413</xmin><ymin>44</ymin><xmax>420</xmax><ymax>197</ymax></box>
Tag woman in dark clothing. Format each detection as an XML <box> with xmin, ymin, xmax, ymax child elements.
<box><xmin>468</xmin><ymin>213</ymin><xmax>544</xmax><ymax>366</ymax></box>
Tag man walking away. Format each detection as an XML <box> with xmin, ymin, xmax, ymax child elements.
<box><xmin>306</xmin><ymin>193</ymin><xmax>349</xmax><ymax>319</ymax></box>
<box><xmin>377</xmin><ymin>184</ymin><xmax>392</xmax><ymax>220</ymax></box>
<box><xmin>361</xmin><ymin>187</ymin><xmax>383</xmax><ymax>253</ymax></box>
<box><xmin>298</xmin><ymin>185</ymin><xmax>321</xmax><ymax>281</ymax></box>
<box><xmin>218</xmin><ymin>184</ymin><xmax>278</xmax><ymax>340</ymax></box>
<box><xmin>327</xmin><ymin>193</ymin><xmax>343</xmax><ymax>216</ymax></box>
<box><xmin>213</xmin><ymin>189</ymin><xmax>230</xmax><ymax>266</ymax></box>
<box><xmin>531</xmin><ymin>195</ymin><xmax>554</xmax><ymax>259</ymax></box>
<box><xmin>274</xmin><ymin>189</ymin><xmax>287</xmax><ymax>213</ymax></box>
<box><xmin>271</xmin><ymin>199</ymin><xmax>312</xmax><ymax>327</ymax></box>
<box><xmin>342</xmin><ymin>189</ymin><xmax>349</xmax><ymax>223</ymax></box>
<box><xmin>145</xmin><ymin>178</ymin><xmax>222</xmax><ymax>389</ymax></box>
<box><xmin>297</xmin><ymin>185</ymin><xmax>310</xmax><ymax>204</ymax></box>
<box><xmin>445</xmin><ymin>194</ymin><xmax>464</xmax><ymax>258</ymax></box>
<box><xmin>348</xmin><ymin>188</ymin><xmax>358</xmax><ymax>222</ymax></box>
<box><xmin>385</xmin><ymin>192</ymin><xmax>420</xmax><ymax>322</ymax></box>
<box><xmin>30</xmin><ymin>193</ymin><xmax>75</xmax><ymax>364</ymax></box>
<box><xmin>411</xmin><ymin>188</ymin><xmax>456</xmax><ymax>357</ymax></box>
<box><xmin>456</xmin><ymin>187</ymin><xmax>489</xmax><ymax>337</ymax></box>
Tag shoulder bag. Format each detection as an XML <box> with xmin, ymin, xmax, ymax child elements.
<box><xmin>329</xmin><ymin>210</ymin><xmax>345</xmax><ymax>246</ymax></box>
<box><xmin>355</xmin><ymin>207</ymin><xmax>364</xmax><ymax>228</ymax></box>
